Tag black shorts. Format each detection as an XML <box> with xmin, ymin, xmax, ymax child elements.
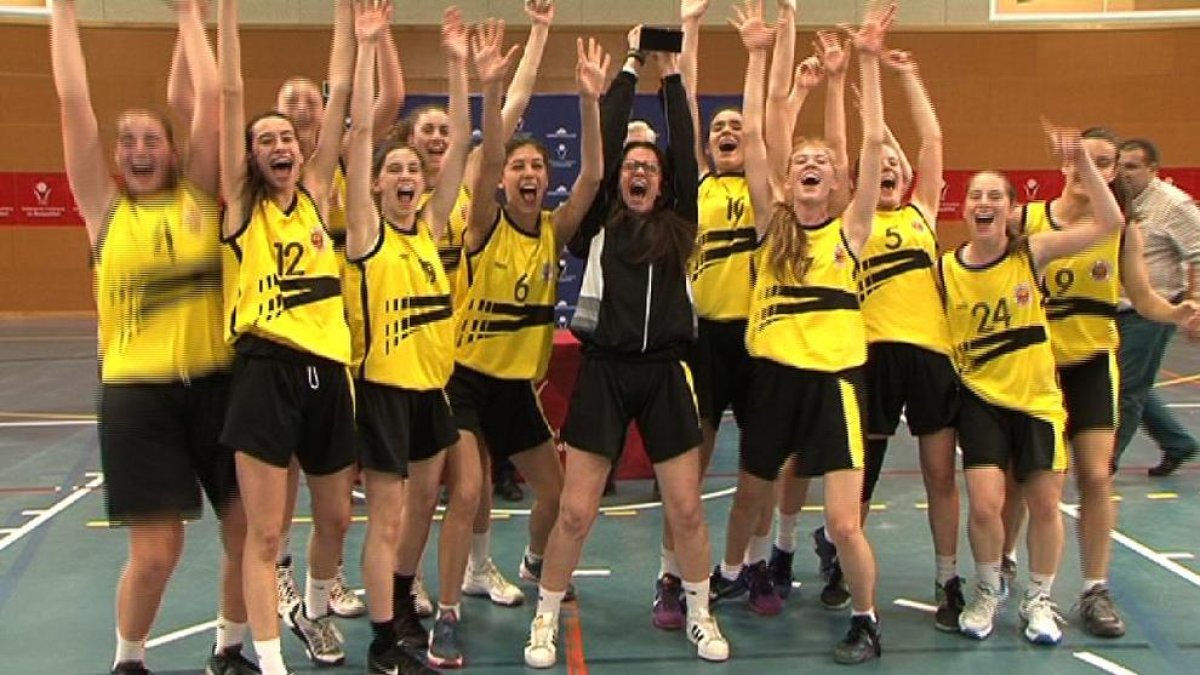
<box><xmin>100</xmin><ymin>374</ymin><xmax>237</xmax><ymax>525</ymax></box>
<box><xmin>561</xmin><ymin>357</ymin><xmax>702</xmax><ymax>464</ymax></box>
<box><xmin>957</xmin><ymin>387</ymin><xmax>1068</xmax><ymax>483</ymax></box>
<box><xmin>355</xmin><ymin>380</ymin><xmax>459</xmax><ymax>476</ymax></box>
<box><xmin>688</xmin><ymin>318</ymin><xmax>753</xmax><ymax>428</ymax></box>
<box><xmin>1058</xmin><ymin>351</ymin><xmax>1118</xmax><ymax>438</ymax></box>
<box><xmin>741</xmin><ymin>359</ymin><xmax>868</xmax><ymax>481</ymax></box>
<box><xmin>446</xmin><ymin>364</ymin><xmax>553</xmax><ymax>459</ymax></box>
<box><xmin>220</xmin><ymin>349</ymin><xmax>357</xmax><ymax>476</ymax></box>
<box><xmin>865</xmin><ymin>342</ymin><xmax>959</xmax><ymax>436</ymax></box>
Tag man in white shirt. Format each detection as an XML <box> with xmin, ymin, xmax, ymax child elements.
<box><xmin>1115</xmin><ymin>138</ymin><xmax>1200</xmax><ymax>476</ymax></box>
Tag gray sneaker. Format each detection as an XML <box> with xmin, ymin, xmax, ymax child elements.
<box><xmin>427</xmin><ymin>610</ymin><xmax>464</xmax><ymax>668</ymax></box>
<box><xmin>288</xmin><ymin>602</ymin><xmax>345</xmax><ymax>666</ymax></box>
<box><xmin>1080</xmin><ymin>585</ymin><xmax>1126</xmax><ymax>638</ymax></box>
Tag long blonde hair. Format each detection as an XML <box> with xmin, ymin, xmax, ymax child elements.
<box><xmin>765</xmin><ymin>139</ymin><xmax>837</xmax><ymax>283</ymax></box>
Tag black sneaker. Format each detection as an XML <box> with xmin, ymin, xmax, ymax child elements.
<box><xmin>1080</xmin><ymin>585</ymin><xmax>1126</xmax><ymax>638</ymax></box>
<box><xmin>708</xmin><ymin>564</ymin><xmax>747</xmax><ymax>604</ymax></box>
<box><xmin>812</xmin><ymin>526</ymin><xmax>838</xmax><ymax>577</ymax></box>
<box><xmin>819</xmin><ymin>562</ymin><xmax>852</xmax><ymax>610</ymax></box>
<box><xmin>368</xmin><ymin>642</ymin><xmax>437</xmax><ymax>675</ymax></box>
<box><xmin>767</xmin><ymin>545</ymin><xmax>795</xmax><ymax>598</ymax></box>
<box><xmin>394</xmin><ymin>599</ymin><xmax>429</xmax><ymax>650</ymax></box>
<box><xmin>518</xmin><ymin>552</ymin><xmax>576</xmax><ymax>601</ymax></box>
<box><xmin>205</xmin><ymin>644</ymin><xmax>261</xmax><ymax>675</ymax></box>
<box><xmin>495</xmin><ymin>474</ymin><xmax>524</xmax><ymax>502</ymax></box>
<box><xmin>1148</xmin><ymin>453</ymin><xmax>1190</xmax><ymax>477</ymax></box>
<box><xmin>833</xmin><ymin>615</ymin><xmax>882</xmax><ymax>665</ymax></box>
<box><xmin>111</xmin><ymin>662</ymin><xmax>151</xmax><ymax>675</ymax></box>
<box><xmin>934</xmin><ymin>576</ymin><xmax>966</xmax><ymax>633</ymax></box>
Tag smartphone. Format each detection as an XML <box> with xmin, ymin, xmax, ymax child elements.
<box><xmin>639</xmin><ymin>26</ymin><xmax>684</xmax><ymax>54</ymax></box>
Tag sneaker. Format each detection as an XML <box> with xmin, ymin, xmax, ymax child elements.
<box><xmin>205</xmin><ymin>644</ymin><xmax>262</xmax><ymax>675</ymax></box>
<box><xmin>394</xmin><ymin>598</ymin><xmax>429</xmax><ymax>650</ymax></box>
<box><xmin>819</xmin><ymin>563</ymin><xmax>852</xmax><ymax>610</ymax></box>
<box><xmin>1148</xmin><ymin>451</ymin><xmax>1193</xmax><ymax>477</ymax></box>
<box><xmin>833</xmin><ymin>614</ymin><xmax>882</xmax><ymax>665</ymax></box>
<box><xmin>1079</xmin><ymin>585</ymin><xmax>1126</xmax><ymax>638</ymax></box>
<box><xmin>652</xmin><ymin>573</ymin><xmax>685</xmax><ymax>630</ymax></box>
<box><xmin>708</xmin><ymin>564</ymin><xmax>747</xmax><ymax>604</ymax></box>
<box><xmin>1000</xmin><ymin>557</ymin><xmax>1017</xmax><ymax>598</ymax></box>
<box><xmin>427</xmin><ymin>610</ymin><xmax>464</xmax><ymax>668</ymax></box>
<box><xmin>958</xmin><ymin>582</ymin><xmax>1003</xmax><ymax>640</ymax></box>
<box><xmin>111</xmin><ymin>662</ymin><xmax>150</xmax><ymax>674</ymax></box>
<box><xmin>462</xmin><ymin>557</ymin><xmax>525</xmax><ymax>606</ymax></box>
<box><xmin>812</xmin><ymin>526</ymin><xmax>838</xmax><ymax>578</ymax></box>
<box><xmin>276</xmin><ymin>555</ymin><xmax>301</xmax><ymax>625</ymax></box>
<box><xmin>518</xmin><ymin>553</ymin><xmax>576</xmax><ymax>601</ymax></box>
<box><xmin>745</xmin><ymin>561</ymin><xmax>783</xmax><ymax>616</ymax></box>
<box><xmin>1019</xmin><ymin>593</ymin><xmax>1063</xmax><ymax>646</ymax></box>
<box><xmin>330</xmin><ymin>564</ymin><xmax>366</xmax><ymax>618</ymax></box>
<box><xmin>524</xmin><ymin>612</ymin><xmax>559</xmax><ymax>669</ymax></box>
<box><xmin>687</xmin><ymin>610</ymin><xmax>730</xmax><ymax>662</ymax></box>
<box><xmin>934</xmin><ymin>576</ymin><xmax>967</xmax><ymax>633</ymax></box>
<box><xmin>288</xmin><ymin>602</ymin><xmax>346</xmax><ymax>666</ymax></box>
<box><xmin>767</xmin><ymin>545</ymin><xmax>795</xmax><ymax>598</ymax></box>
<box><xmin>367</xmin><ymin>643</ymin><xmax>436</xmax><ymax>675</ymax></box>
<box><xmin>412</xmin><ymin>576</ymin><xmax>434</xmax><ymax>618</ymax></box>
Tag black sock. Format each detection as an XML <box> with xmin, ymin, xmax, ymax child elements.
<box><xmin>393</xmin><ymin>573</ymin><xmax>415</xmax><ymax>614</ymax></box>
<box><xmin>370</xmin><ymin>619</ymin><xmax>397</xmax><ymax>653</ymax></box>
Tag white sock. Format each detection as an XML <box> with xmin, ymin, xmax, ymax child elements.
<box><xmin>1003</xmin><ymin>550</ymin><xmax>1017</xmax><ymax>566</ymax></box>
<box><xmin>822</xmin><ymin>524</ymin><xmax>835</xmax><ymax>545</ymax></box>
<box><xmin>437</xmin><ymin>603</ymin><xmax>461</xmax><ymax>619</ymax></box>
<box><xmin>537</xmin><ymin>587</ymin><xmax>566</xmax><ymax>620</ymax></box>
<box><xmin>745</xmin><ymin>534</ymin><xmax>771</xmax><ymax>565</ymax></box>
<box><xmin>976</xmin><ymin>561</ymin><xmax>1002</xmax><ymax>592</ymax></box>
<box><xmin>1027</xmin><ymin>572</ymin><xmax>1055</xmax><ymax>599</ymax></box>
<box><xmin>1082</xmin><ymin>578</ymin><xmax>1106</xmax><ymax>594</ymax></box>
<box><xmin>775</xmin><ymin>510</ymin><xmax>799</xmax><ymax>553</ymax></box>
<box><xmin>851</xmin><ymin>607</ymin><xmax>878</xmax><ymax>622</ymax></box>
<box><xmin>720</xmin><ymin>561</ymin><xmax>742</xmax><ymax>581</ymax></box>
<box><xmin>659</xmin><ymin>546</ymin><xmax>681</xmax><ymax>578</ymax></box>
<box><xmin>682</xmin><ymin>579</ymin><xmax>711</xmax><ymax>618</ymax></box>
<box><xmin>254</xmin><ymin>638</ymin><xmax>287</xmax><ymax>675</ymax></box>
<box><xmin>114</xmin><ymin>631</ymin><xmax>145</xmax><ymax>668</ymax></box>
<box><xmin>935</xmin><ymin>555</ymin><xmax>958</xmax><ymax>586</ymax></box>
<box><xmin>214</xmin><ymin>616</ymin><xmax>247</xmax><ymax>652</ymax></box>
<box><xmin>470</xmin><ymin>532</ymin><xmax>491</xmax><ymax>568</ymax></box>
<box><xmin>305</xmin><ymin>574</ymin><xmax>334</xmax><ymax>620</ymax></box>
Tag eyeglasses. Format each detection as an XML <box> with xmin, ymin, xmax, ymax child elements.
<box><xmin>621</xmin><ymin>160</ymin><xmax>661</xmax><ymax>175</ymax></box>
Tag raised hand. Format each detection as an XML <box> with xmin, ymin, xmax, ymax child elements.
<box><xmin>777</xmin><ymin>0</ymin><xmax>796</xmax><ymax>10</ymax></box>
<box><xmin>843</xmin><ymin>1</ymin><xmax>896</xmax><ymax>57</ymax></box>
<box><xmin>681</xmin><ymin>0</ymin><xmax>710</xmax><ymax>21</ymax></box>
<box><xmin>814</xmin><ymin>30</ymin><xmax>849</xmax><ymax>76</ymax></box>
<box><xmin>575</xmin><ymin>37</ymin><xmax>610</xmax><ymax>100</ymax></box>
<box><xmin>471</xmin><ymin>19</ymin><xmax>522</xmax><ymax>84</ymax></box>
<box><xmin>882</xmin><ymin>48</ymin><xmax>916</xmax><ymax>74</ymax></box>
<box><xmin>646</xmin><ymin>50</ymin><xmax>680</xmax><ymax>78</ymax></box>
<box><xmin>1174</xmin><ymin>300</ymin><xmax>1200</xmax><ymax>332</ymax></box>
<box><xmin>730</xmin><ymin>0</ymin><xmax>774</xmax><ymax>52</ymax></box>
<box><xmin>441</xmin><ymin>6</ymin><xmax>469</xmax><ymax>61</ymax></box>
<box><xmin>524</xmin><ymin>0</ymin><xmax>556</xmax><ymax>27</ymax></box>
<box><xmin>1041</xmin><ymin>117</ymin><xmax>1083</xmax><ymax>160</ymax></box>
<box><xmin>353</xmin><ymin>0</ymin><xmax>392</xmax><ymax>43</ymax></box>
<box><xmin>628</xmin><ymin>24</ymin><xmax>643</xmax><ymax>51</ymax></box>
<box><xmin>795</xmin><ymin>55</ymin><xmax>823</xmax><ymax>91</ymax></box>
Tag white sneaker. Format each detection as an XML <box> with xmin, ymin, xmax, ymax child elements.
<box><xmin>330</xmin><ymin>563</ymin><xmax>366</xmax><ymax>618</ymax></box>
<box><xmin>462</xmin><ymin>557</ymin><xmax>525</xmax><ymax>606</ymax></box>
<box><xmin>276</xmin><ymin>556</ymin><xmax>301</xmax><ymax>625</ymax></box>
<box><xmin>959</xmin><ymin>582</ymin><xmax>1003</xmax><ymax>640</ymax></box>
<box><xmin>1019</xmin><ymin>593</ymin><xmax>1063</xmax><ymax>645</ymax></box>
<box><xmin>288</xmin><ymin>602</ymin><xmax>346</xmax><ymax>666</ymax></box>
<box><xmin>687</xmin><ymin>610</ymin><xmax>730</xmax><ymax>662</ymax></box>
<box><xmin>524</xmin><ymin>612</ymin><xmax>558</xmax><ymax>669</ymax></box>
<box><xmin>412</xmin><ymin>575</ymin><xmax>434</xmax><ymax>618</ymax></box>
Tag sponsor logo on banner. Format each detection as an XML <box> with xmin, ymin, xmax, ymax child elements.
<box><xmin>0</xmin><ymin>172</ymin><xmax>14</xmax><ymax>224</ymax></box>
<box><xmin>546</xmin><ymin>127</ymin><xmax>577</xmax><ymax>139</ymax></box>
<box><xmin>15</xmin><ymin>172</ymin><xmax>81</xmax><ymax>225</ymax></box>
<box><xmin>548</xmin><ymin>185</ymin><xmax>570</xmax><ymax>198</ymax></box>
<box><xmin>549</xmin><ymin>143</ymin><xmax>576</xmax><ymax>170</ymax></box>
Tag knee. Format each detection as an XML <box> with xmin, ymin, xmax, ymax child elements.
<box><xmin>555</xmin><ymin>499</ymin><xmax>597</xmax><ymax>541</ymax></box>
<box><xmin>668</xmin><ymin>498</ymin><xmax>705</xmax><ymax>535</ymax></box>
<box><xmin>245</xmin><ymin>523</ymin><xmax>283</xmax><ymax>563</ymax></box>
<box><xmin>313</xmin><ymin>507</ymin><xmax>351</xmax><ymax>544</ymax></box>
<box><xmin>825</xmin><ymin>515</ymin><xmax>862</xmax><ymax>547</ymax></box>
<box><xmin>968</xmin><ymin>497</ymin><xmax>1003</xmax><ymax>525</ymax></box>
<box><xmin>449</xmin><ymin>475</ymin><xmax>482</xmax><ymax>515</ymax></box>
<box><xmin>1075</xmin><ymin>466</ymin><xmax>1111</xmax><ymax>498</ymax></box>
<box><xmin>128</xmin><ymin>545</ymin><xmax>182</xmax><ymax>583</ymax></box>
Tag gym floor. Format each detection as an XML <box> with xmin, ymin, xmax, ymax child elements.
<box><xmin>0</xmin><ymin>317</ymin><xmax>1196</xmax><ymax>674</ymax></box>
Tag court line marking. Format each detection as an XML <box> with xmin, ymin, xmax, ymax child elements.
<box><xmin>1152</xmin><ymin>372</ymin><xmax>1200</xmax><ymax>388</ymax></box>
<box><xmin>572</xmin><ymin>569</ymin><xmax>611</xmax><ymax>578</ymax></box>
<box><xmin>0</xmin><ymin>420</ymin><xmax>97</xmax><ymax>429</ymax></box>
<box><xmin>0</xmin><ymin>474</ymin><xmax>104</xmax><ymax>554</ymax></box>
<box><xmin>893</xmin><ymin>598</ymin><xmax>936</xmax><ymax>613</ymax></box>
<box><xmin>1162</xmin><ymin>552</ymin><xmax>1195</xmax><ymax>560</ymax></box>
<box><xmin>1165</xmin><ymin>403</ymin><xmax>1200</xmax><ymax>408</ymax></box>
<box><xmin>0</xmin><ymin>411</ymin><xmax>98</xmax><ymax>420</ymax></box>
<box><xmin>146</xmin><ymin>619</ymin><xmax>218</xmax><ymax>649</ymax></box>
<box><xmin>1059</xmin><ymin>504</ymin><xmax>1200</xmax><ymax>589</ymax></box>
<box><xmin>563</xmin><ymin>601</ymin><xmax>588</xmax><ymax>675</ymax></box>
<box><xmin>1072</xmin><ymin>651</ymin><xmax>1139</xmax><ymax>675</ymax></box>
<box><xmin>1146</xmin><ymin>493</ymin><xmax>1178</xmax><ymax>500</ymax></box>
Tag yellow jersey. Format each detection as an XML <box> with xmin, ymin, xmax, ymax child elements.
<box><xmin>344</xmin><ymin>216</ymin><xmax>454</xmax><ymax>390</ymax></box>
<box><xmin>418</xmin><ymin>185</ymin><xmax>471</xmax><ymax>297</ymax></box>
<box><xmin>454</xmin><ymin>208</ymin><xmax>557</xmax><ymax>381</ymax></box>
<box><xmin>859</xmin><ymin>204</ymin><xmax>952</xmax><ymax>355</ymax></box>
<box><xmin>747</xmin><ymin>217</ymin><xmax>866</xmax><ymax>372</ymax></box>
<box><xmin>327</xmin><ymin>163</ymin><xmax>348</xmax><ymax>258</ymax></box>
<box><xmin>95</xmin><ymin>182</ymin><xmax>232</xmax><ymax>383</ymax></box>
<box><xmin>1023</xmin><ymin>201</ymin><xmax>1120</xmax><ymax>366</ymax></box>
<box><xmin>224</xmin><ymin>186</ymin><xmax>351</xmax><ymax>364</ymax></box>
<box><xmin>691</xmin><ymin>173</ymin><xmax>757</xmax><ymax>320</ymax></box>
<box><xmin>939</xmin><ymin>241</ymin><xmax>1065</xmax><ymax>424</ymax></box>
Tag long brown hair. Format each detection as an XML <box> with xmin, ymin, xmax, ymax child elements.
<box><xmin>764</xmin><ymin>139</ymin><xmax>837</xmax><ymax>283</ymax></box>
<box><xmin>1081</xmin><ymin>127</ymin><xmax>1135</xmax><ymax>224</ymax></box>
<box><xmin>969</xmin><ymin>170</ymin><xmax>1026</xmax><ymax>256</ymax></box>
<box><xmin>613</xmin><ymin>142</ymin><xmax>696</xmax><ymax>275</ymax></box>
<box><xmin>242</xmin><ymin>111</ymin><xmax>298</xmax><ymax>224</ymax></box>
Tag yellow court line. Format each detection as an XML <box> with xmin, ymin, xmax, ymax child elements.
<box><xmin>603</xmin><ymin>510</ymin><xmax>639</xmax><ymax>517</ymax></box>
<box><xmin>1154</xmin><ymin>373</ymin><xmax>1200</xmax><ymax>388</ymax></box>
<box><xmin>0</xmin><ymin>411</ymin><xmax>98</xmax><ymax>421</ymax></box>
<box><xmin>1147</xmin><ymin>492</ymin><xmax>1179</xmax><ymax>500</ymax></box>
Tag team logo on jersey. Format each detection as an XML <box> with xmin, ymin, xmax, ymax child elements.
<box><xmin>834</xmin><ymin>245</ymin><xmax>848</xmax><ymax>267</ymax></box>
<box><xmin>1015</xmin><ymin>282</ymin><xmax>1032</xmax><ymax>306</ymax></box>
<box><xmin>1091</xmin><ymin>259</ymin><xmax>1112</xmax><ymax>281</ymax></box>
<box><xmin>541</xmin><ymin>261</ymin><xmax>553</xmax><ymax>282</ymax></box>
<box><xmin>310</xmin><ymin>227</ymin><xmax>325</xmax><ymax>251</ymax></box>
<box><xmin>912</xmin><ymin>218</ymin><xmax>924</xmax><ymax>232</ymax></box>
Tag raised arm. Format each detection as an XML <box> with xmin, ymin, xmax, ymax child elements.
<box><xmin>370</xmin><ymin>27</ymin><xmax>405</xmax><ymax>143</ymax></box>
<box><xmin>731</xmin><ymin>0</ymin><xmax>776</xmax><ymax>240</ymax></box>
<box><xmin>344</xmin><ymin>0</ymin><xmax>390</xmax><ymax>260</ymax></box>
<box><xmin>886</xmin><ymin>49</ymin><xmax>943</xmax><ymax>225</ymax></box>
<box><xmin>765</xmin><ymin>0</ymin><xmax>796</xmax><ymax>189</ymax></box>
<box><xmin>167</xmin><ymin>38</ymin><xmax>195</xmax><ymax>130</ymax></box>
<box><xmin>465</xmin><ymin>20</ymin><xmax>521</xmax><ymax>252</ymax></box>
<box><xmin>1030</xmin><ymin>125</ymin><xmax>1124</xmax><ymax>268</ymax></box>
<box><xmin>175</xmin><ymin>0</ymin><xmax>220</xmax><ymax>198</ymax></box>
<box><xmin>816</xmin><ymin>29</ymin><xmax>851</xmax><ymax>215</ymax></box>
<box><xmin>850</xmin><ymin>79</ymin><xmax>912</xmax><ymax>191</ymax></box>
<box><xmin>840</xmin><ymin>3</ymin><xmax>894</xmax><ymax>255</ymax></box>
<box><xmin>551</xmin><ymin>39</ymin><xmax>608</xmax><ymax>243</ymax></box>
<box><xmin>304</xmin><ymin>0</ymin><xmax>355</xmax><ymax>210</ymax></box>
<box><xmin>50</xmin><ymin>0</ymin><xmax>116</xmax><ymax>245</ymax></box>
<box><xmin>656</xmin><ymin>54</ymin><xmax>698</xmax><ymax>221</ymax></box>
<box><xmin>424</xmin><ymin>7</ymin><xmax>472</xmax><ymax>241</ymax></box>
<box><xmin>218</xmin><ymin>0</ymin><xmax>247</xmax><ymax>238</ymax></box>
<box><xmin>680</xmin><ymin>0</ymin><xmax>710</xmax><ymax>175</ymax></box>
<box><xmin>1122</xmin><ymin>224</ymin><xmax>1200</xmax><ymax>327</ymax></box>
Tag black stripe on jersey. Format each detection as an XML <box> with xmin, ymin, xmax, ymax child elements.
<box><xmin>859</xmin><ymin>249</ymin><xmax>934</xmax><ymax>297</ymax></box>
<box><xmin>455</xmin><ymin>302</ymin><xmax>555</xmax><ymax>346</ymax></box>
<box><xmin>386</xmin><ymin>296</ymin><xmax>453</xmax><ymax>351</ymax></box>
<box><xmin>113</xmin><ymin>263</ymin><xmax>224</xmax><ymax>347</ymax></box>
<box><xmin>754</xmin><ymin>286</ymin><xmax>859</xmax><ymax>330</ymax></box>
<box><xmin>357</xmin><ymin>261</ymin><xmax>373</xmax><ymax>380</ymax></box>
<box><xmin>697</xmin><ymin>227</ymin><xmax>758</xmax><ymax>247</ymax></box>
<box><xmin>693</xmin><ymin>237</ymin><xmax>759</xmax><ymax>276</ymax></box>
<box><xmin>962</xmin><ymin>325</ymin><xmax>1047</xmax><ymax>368</ymax></box>
<box><xmin>439</xmin><ymin>245</ymin><xmax>462</xmax><ymax>273</ymax></box>
<box><xmin>1045</xmin><ymin>297</ymin><xmax>1117</xmax><ymax>320</ymax></box>
<box><xmin>277</xmin><ymin>276</ymin><xmax>343</xmax><ymax>311</ymax></box>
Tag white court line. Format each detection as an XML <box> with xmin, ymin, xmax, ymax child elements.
<box><xmin>0</xmin><ymin>420</ymin><xmax>97</xmax><ymax>429</ymax></box>
<box><xmin>893</xmin><ymin>598</ymin><xmax>936</xmax><ymax>613</ymax></box>
<box><xmin>1060</xmin><ymin>504</ymin><xmax>1200</xmax><ymax>589</ymax></box>
<box><xmin>572</xmin><ymin>569</ymin><xmax>611</xmax><ymax>578</ymax></box>
<box><xmin>1073</xmin><ymin>651</ymin><xmax>1140</xmax><ymax>675</ymax></box>
<box><xmin>147</xmin><ymin>620</ymin><xmax>218</xmax><ymax>649</ymax></box>
<box><xmin>351</xmin><ymin>487</ymin><xmax>739</xmax><ymax>519</ymax></box>
<box><xmin>19</xmin><ymin>509</ymin><xmax>45</xmax><ymax>516</ymax></box>
<box><xmin>0</xmin><ymin>474</ymin><xmax>104</xmax><ymax>554</ymax></box>
<box><xmin>1165</xmin><ymin>403</ymin><xmax>1200</xmax><ymax>408</ymax></box>
<box><xmin>1162</xmin><ymin>552</ymin><xmax>1195</xmax><ymax>560</ymax></box>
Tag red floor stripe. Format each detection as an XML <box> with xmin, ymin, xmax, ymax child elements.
<box><xmin>562</xmin><ymin>601</ymin><xmax>588</xmax><ymax>675</ymax></box>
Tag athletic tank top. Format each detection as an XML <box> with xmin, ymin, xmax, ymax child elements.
<box><xmin>939</xmin><ymin>241</ymin><xmax>1065</xmax><ymax>423</ymax></box>
<box><xmin>224</xmin><ymin>186</ymin><xmax>351</xmax><ymax>364</ymax></box>
<box><xmin>344</xmin><ymin>215</ymin><xmax>454</xmax><ymax>390</ymax></box>
<box><xmin>327</xmin><ymin>163</ymin><xmax>349</xmax><ymax>258</ymax></box>
<box><xmin>1023</xmin><ymin>200</ymin><xmax>1120</xmax><ymax>366</ymax></box>
<box><xmin>747</xmin><ymin>216</ymin><xmax>866</xmax><ymax>372</ymax></box>
<box><xmin>418</xmin><ymin>185</ymin><xmax>471</xmax><ymax>291</ymax></box>
<box><xmin>691</xmin><ymin>173</ymin><xmax>757</xmax><ymax>320</ymax></box>
<box><xmin>95</xmin><ymin>182</ymin><xmax>232</xmax><ymax>383</ymax></box>
<box><xmin>859</xmin><ymin>204</ymin><xmax>952</xmax><ymax>355</ymax></box>
<box><xmin>455</xmin><ymin>208</ymin><xmax>557</xmax><ymax>380</ymax></box>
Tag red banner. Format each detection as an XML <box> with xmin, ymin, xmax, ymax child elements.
<box><xmin>5</xmin><ymin>172</ymin><xmax>83</xmax><ymax>226</ymax></box>
<box><xmin>0</xmin><ymin>173</ymin><xmax>14</xmax><ymax>225</ymax></box>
